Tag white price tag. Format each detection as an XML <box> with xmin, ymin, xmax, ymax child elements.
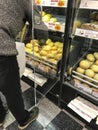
<box><xmin>80</xmin><ymin>0</ymin><xmax>98</xmax><ymax>10</ymax></box>
<box><xmin>42</xmin><ymin>0</ymin><xmax>67</xmax><ymax>7</ymax></box>
<box><xmin>75</xmin><ymin>28</ymin><xmax>98</xmax><ymax>40</ymax></box>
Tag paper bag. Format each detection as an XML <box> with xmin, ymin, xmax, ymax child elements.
<box><xmin>15</xmin><ymin>42</ymin><xmax>26</xmax><ymax>77</ymax></box>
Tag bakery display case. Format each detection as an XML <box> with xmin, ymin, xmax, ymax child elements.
<box><xmin>22</xmin><ymin>0</ymin><xmax>69</xmax><ymax>103</ymax></box>
<box><xmin>19</xmin><ymin>1</ymin><xmax>98</xmax><ymax>128</ymax></box>
<box><xmin>59</xmin><ymin>0</ymin><xmax>98</xmax><ymax>129</ymax></box>
<box><xmin>25</xmin><ymin>2</ymin><xmax>67</xmax><ymax>79</ymax></box>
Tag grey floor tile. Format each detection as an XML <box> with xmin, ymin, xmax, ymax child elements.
<box><xmin>46</xmin><ymin>111</ymin><xmax>83</xmax><ymax>130</ymax></box>
<box><xmin>3</xmin><ymin>111</ymin><xmax>15</xmax><ymax>128</ymax></box>
<box><xmin>22</xmin><ymin>87</ymin><xmax>42</xmax><ymax>110</ymax></box>
<box><xmin>63</xmin><ymin>109</ymin><xmax>85</xmax><ymax>127</ymax></box>
<box><xmin>0</xmin><ymin>127</ymin><xmax>4</xmax><ymax>130</ymax></box>
<box><xmin>21</xmin><ymin>80</ymin><xmax>30</xmax><ymax>92</ymax></box>
<box><xmin>37</xmin><ymin>98</ymin><xmax>61</xmax><ymax>127</ymax></box>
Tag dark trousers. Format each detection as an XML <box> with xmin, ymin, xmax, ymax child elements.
<box><xmin>0</xmin><ymin>56</ymin><xmax>29</xmax><ymax>123</ymax></box>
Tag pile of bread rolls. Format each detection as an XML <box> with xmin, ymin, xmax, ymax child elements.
<box><xmin>25</xmin><ymin>38</ymin><xmax>63</xmax><ymax>64</ymax></box>
<box><xmin>76</xmin><ymin>52</ymin><xmax>98</xmax><ymax>82</ymax></box>
<box><xmin>41</xmin><ymin>11</ymin><xmax>57</xmax><ymax>23</ymax></box>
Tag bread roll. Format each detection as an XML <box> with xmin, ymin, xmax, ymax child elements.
<box><xmin>42</xmin><ymin>45</ymin><xmax>51</xmax><ymax>51</ymax></box>
<box><xmin>73</xmin><ymin>20</ymin><xmax>81</xmax><ymax>30</ymax></box>
<box><xmin>55</xmin><ymin>53</ymin><xmax>62</xmax><ymax>60</ymax></box>
<box><xmin>50</xmin><ymin>18</ymin><xmax>57</xmax><ymax>23</ymax></box>
<box><xmin>85</xmin><ymin>69</ymin><xmax>95</xmax><ymax>78</ymax></box>
<box><xmin>79</xmin><ymin>60</ymin><xmax>90</xmax><ymax>69</ymax></box>
<box><xmin>47</xmin><ymin>53</ymin><xmax>55</xmax><ymax>58</ymax></box>
<box><xmin>82</xmin><ymin>83</ymin><xmax>90</xmax><ymax>88</ymax></box>
<box><xmin>41</xmin><ymin>56</ymin><xmax>47</xmax><ymax>60</ymax></box>
<box><xmin>34</xmin><ymin>46</ymin><xmax>39</xmax><ymax>52</ymax></box>
<box><xmin>86</xmin><ymin>54</ymin><xmax>95</xmax><ymax>62</ymax></box>
<box><xmin>81</xmin><ymin>23</ymin><xmax>98</xmax><ymax>31</ymax></box>
<box><xmin>40</xmin><ymin>50</ymin><xmax>47</xmax><ymax>56</ymax></box>
<box><xmin>68</xmin><ymin>67</ymin><xmax>72</xmax><ymax>75</ymax></box>
<box><xmin>94</xmin><ymin>52</ymin><xmax>98</xmax><ymax>59</ymax></box>
<box><xmin>93</xmin><ymin>74</ymin><xmax>98</xmax><ymax>81</ymax></box>
<box><xmin>41</xmin><ymin>11</ymin><xmax>46</xmax><ymax>17</ymax></box>
<box><xmin>46</xmin><ymin>39</ymin><xmax>52</xmax><ymax>44</ymax></box>
<box><xmin>92</xmin><ymin>88</ymin><xmax>98</xmax><ymax>92</ymax></box>
<box><xmin>26</xmin><ymin>43</ymin><xmax>32</xmax><ymax>48</ymax></box>
<box><xmin>90</xmin><ymin>64</ymin><xmax>98</xmax><ymax>73</ymax></box>
<box><xmin>49</xmin><ymin>59</ymin><xmax>57</xmax><ymax>64</ymax></box>
<box><xmin>95</xmin><ymin>60</ymin><xmax>98</xmax><ymax>65</ymax></box>
<box><xmin>76</xmin><ymin>67</ymin><xmax>85</xmax><ymax>74</ymax></box>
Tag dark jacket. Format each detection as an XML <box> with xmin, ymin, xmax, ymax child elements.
<box><xmin>0</xmin><ymin>0</ymin><xmax>32</xmax><ymax>55</ymax></box>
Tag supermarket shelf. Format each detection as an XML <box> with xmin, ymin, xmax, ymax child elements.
<box><xmin>36</xmin><ymin>0</ymin><xmax>98</xmax><ymax>10</ymax></box>
<box><xmin>72</xmin><ymin>71</ymin><xmax>98</xmax><ymax>89</ymax></box>
<box><xmin>63</xmin><ymin>81</ymin><xmax>98</xmax><ymax>105</ymax></box>
<box><xmin>25</xmin><ymin>52</ymin><xmax>60</xmax><ymax>79</ymax></box>
<box><xmin>26</xmin><ymin>62</ymin><xmax>57</xmax><ymax>79</ymax></box>
<box><xmin>21</xmin><ymin>74</ymin><xmax>59</xmax><ymax>96</ymax></box>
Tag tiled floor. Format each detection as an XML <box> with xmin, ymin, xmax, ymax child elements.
<box><xmin>0</xmin><ymin>81</ymin><xmax>94</xmax><ymax>130</ymax></box>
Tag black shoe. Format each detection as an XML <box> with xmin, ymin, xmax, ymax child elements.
<box><xmin>18</xmin><ymin>107</ymin><xmax>39</xmax><ymax>130</ymax></box>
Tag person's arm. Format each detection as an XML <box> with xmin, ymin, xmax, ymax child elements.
<box><xmin>23</xmin><ymin>0</ymin><xmax>32</xmax><ymax>26</ymax></box>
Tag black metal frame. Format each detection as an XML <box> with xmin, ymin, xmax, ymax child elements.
<box><xmin>58</xmin><ymin>0</ymin><xmax>76</xmax><ymax>106</ymax></box>
<box><xmin>58</xmin><ymin>0</ymin><xmax>98</xmax><ymax>129</ymax></box>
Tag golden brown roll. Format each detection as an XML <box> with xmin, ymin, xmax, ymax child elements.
<box><xmin>86</xmin><ymin>54</ymin><xmax>95</xmax><ymax>62</ymax></box>
<box><xmin>79</xmin><ymin>60</ymin><xmax>91</xmax><ymax>69</ymax></box>
<box><xmin>76</xmin><ymin>67</ymin><xmax>85</xmax><ymax>74</ymax></box>
<box><xmin>85</xmin><ymin>69</ymin><xmax>95</xmax><ymax>78</ymax></box>
<box><xmin>90</xmin><ymin>64</ymin><xmax>98</xmax><ymax>73</ymax></box>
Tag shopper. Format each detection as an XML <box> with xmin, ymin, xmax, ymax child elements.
<box><xmin>0</xmin><ymin>0</ymin><xmax>40</xmax><ymax>129</ymax></box>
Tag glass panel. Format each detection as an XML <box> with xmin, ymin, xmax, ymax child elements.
<box><xmin>24</xmin><ymin>0</ymin><xmax>68</xmax><ymax>103</ymax></box>
<box><xmin>64</xmin><ymin>0</ymin><xmax>98</xmax><ymax>100</ymax></box>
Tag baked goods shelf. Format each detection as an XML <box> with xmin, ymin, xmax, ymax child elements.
<box><xmin>22</xmin><ymin>74</ymin><xmax>59</xmax><ymax>96</ymax></box>
<box><xmin>63</xmin><ymin>81</ymin><xmax>98</xmax><ymax>104</ymax></box>
<box><xmin>35</xmin><ymin>0</ymin><xmax>98</xmax><ymax>10</ymax></box>
<box><xmin>26</xmin><ymin>52</ymin><xmax>57</xmax><ymax>68</ymax></box>
<box><xmin>72</xmin><ymin>71</ymin><xmax>98</xmax><ymax>89</ymax></box>
<box><xmin>25</xmin><ymin>52</ymin><xmax>60</xmax><ymax>79</ymax></box>
<box><xmin>67</xmin><ymin>49</ymin><xmax>98</xmax><ymax>98</ymax></box>
<box><xmin>71</xmin><ymin>57</ymin><xmax>98</xmax><ymax>88</ymax></box>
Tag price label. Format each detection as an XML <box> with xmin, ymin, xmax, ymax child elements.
<box><xmin>80</xmin><ymin>0</ymin><xmax>98</xmax><ymax>10</ymax></box>
<box><xmin>75</xmin><ymin>28</ymin><xmax>98</xmax><ymax>40</ymax></box>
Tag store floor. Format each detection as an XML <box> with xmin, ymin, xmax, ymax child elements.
<box><xmin>0</xmin><ymin>81</ymin><xmax>93</xmax><ymax>130</ymax></box>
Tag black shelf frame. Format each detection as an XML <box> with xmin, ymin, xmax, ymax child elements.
<box><xmin>57</xmin><ymin>0</ymin><xmax>98</xmax><ymax>129</ymax></box>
